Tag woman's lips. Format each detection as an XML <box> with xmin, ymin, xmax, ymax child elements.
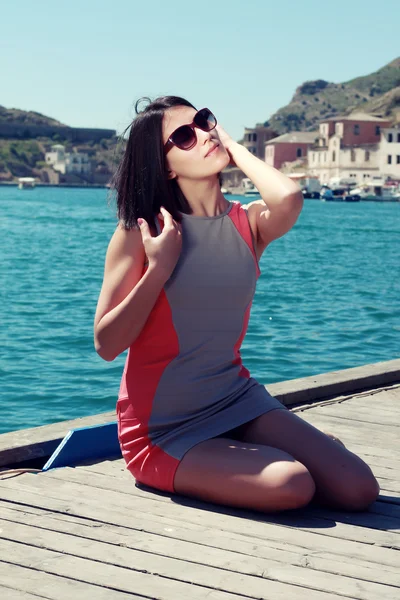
<box><xmin>206</xmin><ymin>143</ymin><xmax>219</xmax><ymax>157</ymax></box>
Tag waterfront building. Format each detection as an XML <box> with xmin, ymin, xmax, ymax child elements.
<box><xmin>308</xmin><ymin>113</ymin><xmax>392</xmax><ymax>185</ymax></box>
<box><xmin>265</xmin><ymin>132</ymin><xmax>318</xmax><ymax>170</ymax></box>
<box><xmin>45</xmin><ymin>144</ymin><xmax>66</xmax><ymax>172</ymax></box>
<box><xmin>45</xmin><ymin>144</ymin><xmax>91</xmax><ymax>175</ymax></box>
<box><xmin>242</xmin><ymin>125</ymin><xmax>277</xmax><ymax>159</ymax></box>
<box><xmin>379</xmin><ymin>127</ymin><xmax>400</xmax><ymax>180</ymax></box>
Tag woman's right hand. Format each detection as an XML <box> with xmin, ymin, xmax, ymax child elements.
<box><xmin>137</xmin><ymin>207</ymin><xmax>182</xmax><ymax>281</ymax></box>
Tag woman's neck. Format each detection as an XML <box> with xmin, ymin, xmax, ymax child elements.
<box><xmin>177</xmin><ymin>177</ymin><xmax>228</xmax><ymax>217</ymax></box>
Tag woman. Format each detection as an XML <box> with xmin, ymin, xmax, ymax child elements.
<box><xmin>94</xmin><ymin>96</ymin><xmax>379</xmax><ymax>513</ymax></box>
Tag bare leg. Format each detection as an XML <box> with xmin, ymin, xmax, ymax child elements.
<box><xmin>240</xmin><ymin>409</ymin><xmax>379</xmax><ymax>511</ymax></box>
<box><xmin>174</xmin><ymin>437</ymin><xmax>316</xmax><ymax>513</ymax></box>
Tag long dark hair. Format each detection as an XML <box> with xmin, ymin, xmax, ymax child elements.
<box><xmin>110</xmin><ymin>96</ymin><xmax>196</xmax><ymax>229</ymax></box>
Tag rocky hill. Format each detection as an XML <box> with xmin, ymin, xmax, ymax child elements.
<box><xmin>265</xmin><ymin>58</ymin><xmax>400</xmax><ymax>134</ymax></box>
<box><xmin>0</xmin><ymin>104</ymin><xmax>123</xmax><ymax>183</ymax></box>
<box><xmin>0</xmin><ymin>106</ymin><xmax>65</xmax><ymax>127</ymax></box>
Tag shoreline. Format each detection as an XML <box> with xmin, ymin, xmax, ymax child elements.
<box><xmin>2</xmin><ymin>181</ymin><xmax>399</xmax><ymax>201</ymax></box>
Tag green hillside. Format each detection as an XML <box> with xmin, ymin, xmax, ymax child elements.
<box><xmin>265</xmin><ymin>58</ymin><xmax>400</xmax><ymax>134</ymax></box>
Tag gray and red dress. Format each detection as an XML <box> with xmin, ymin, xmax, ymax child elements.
<box><xmin>117</xmin><ymin>200</ymin><xmax>285</xmax><ymax>492</ymax></box>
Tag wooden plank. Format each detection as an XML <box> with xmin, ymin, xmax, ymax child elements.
<box><xmin>43</xmin><ymin>467</ymin><xmax>400</xmax><ymax>537</ymax></box>
<box><xmin>2</xmin><ymin>498</ymin><xmax>399</xmax><ymax>576</ymax></box>
<box><xmin>0</xmin><ymin>563</ymin><xmax>142</xmax><ymax>600</ymax></box>
<box><xmin>1</xmin><ymin>504</ymin><xmax>399</xmax><ymax>591</ymax></box>
<box><xmin>1</xmin><ymin>473</ymin><xmax>399</xmax><ymax>552</ymax></box>
<box><xmin>0</xmin><ymin>585</ymin><xmax>47</xmax><ymax>600</ymax></box>
<box><xmin>302</xmin><ymin>410</ymin><xmax>400</xmax><ymax>437</ymax></box>
<box><xmin>267</xmin><ymin>360</ymin><xmax>400</xmax><ymax>406</ymax></box>
<box><xmin>299</xmin><ymin>415</ymin><xmax>400</xmax><ymax>448</ymax></box>
<box><xmin>1</xmin><ymin>488</ymin><xmax>398</xmax><ymax>574</ymax></box>
<box><xmin>72</xmin><ymin>462</ymin><xmax>399</xmax><ymax>518</ymax></box>
<box><xmin>0</xmin><ymin>543</ymin><xmax>249</xmax><ymax>600</ymax></box>
<box><xmin>308</xmin><ymin>406</ymin><xmax>400</xmax><ymax>427</ymax></box>
<box><xmin>0</xmin><ymin>411</ymin><xmax>117</xmax><ymax>468</ymax></box>
<box><xmin>0</xmin><ymin>533</ymin><xmax>346</xmax><ymax>600</ymax></box>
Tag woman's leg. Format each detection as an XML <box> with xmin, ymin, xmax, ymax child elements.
<box><xmin>173</xmin><ymin>437</ymin><xmax>316</xmax><ymax>512</ymax></box>
<box><xmin>239</xmin><ymin>409</ymin><xmax>379</xmax><ymax>511</ymax></box>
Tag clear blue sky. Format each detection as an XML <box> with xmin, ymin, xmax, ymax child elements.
<box><xmin>2</xmin><ymin>0</ymin><xmax>399</xmax><ymax>140</ymax></box>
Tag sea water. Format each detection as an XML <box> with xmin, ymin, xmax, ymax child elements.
<box><xmin>1</xmin><ymin>186</ymin><xmax>399</xmax><ymax>434</ymax></box>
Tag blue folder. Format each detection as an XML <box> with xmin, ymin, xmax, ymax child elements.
<box><xmin>42</xmin><ymin>421</ymin><xmax>121</xmax><ymax>471</ymax></box>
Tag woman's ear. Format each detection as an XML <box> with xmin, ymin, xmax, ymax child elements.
<box><xmin>167</xmin><ymin>169</ymin><xmax>177</xmax><ymax>180</ymax></box>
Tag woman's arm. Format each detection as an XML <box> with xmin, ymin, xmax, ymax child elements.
<box><xmin>94</xmin><ymin>209</ymin><xmax>182</xmax><ymax>361</ymax></box>
<box><xmin>217</xmin><ymin>126</ymin><xmax>303</xmax><ymax>248</ymax></box>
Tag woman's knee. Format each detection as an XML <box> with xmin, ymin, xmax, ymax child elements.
<box><xmin>265</xmin><ymin>462</ymin><xmax>316</xmax><ymax>511</ymax></box>
<box><xmin>332</xmin><ymin>469</ymin><xmax>380</xmax><ymax>511</ymax></box>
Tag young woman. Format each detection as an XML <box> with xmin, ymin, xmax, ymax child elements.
<box><xmin>94</xmin><ymin>96</ymin><xmax>379</xmax><ymax>513</ymax></box>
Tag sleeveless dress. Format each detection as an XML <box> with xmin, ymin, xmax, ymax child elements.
<box><xmin>116</xmin><ymin>200</ymin><xmax>285</xmax><ymax>492</ymax></box>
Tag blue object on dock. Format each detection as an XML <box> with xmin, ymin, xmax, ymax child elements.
<box><xmin>42</xmin><ymin>422</ymin><xmax>121</xmax><ymax>471</ymax></box>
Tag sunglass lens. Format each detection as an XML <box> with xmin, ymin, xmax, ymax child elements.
<box><xmin>195</xmin><ymin>109</ymin><xmax>217</xmax><ymax>131</ymax></box>
<box><xmin>171</xmin><ymin>125</ymin><xmax>196</xmax><ymax>150</ymax></box>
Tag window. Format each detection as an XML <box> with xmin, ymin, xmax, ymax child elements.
<box><xmin>365</xmin><ymin>151</ymin><xmax>370</xmax><ymax>162</ymax></box>
<box><xmin>253</xmin><ymin>133</ymin><xmax>257</xmax><ymax>142</ymax></box>
<box><xmin>332</xmin><ymin>151</ymin><xmax>336</xmax><ymax>162</ymax></box>
<box><xmin>397</xmin><ymin>155</ymin><xmax>400</xmax><ymax>164</ymax></box>
<box><xmin>375</xmin><ymin>126</ymin><xmax>380</xmax><ymax>136</ymax></box>
<box><xmin>388</xmin><ymin>133</ymin><xmax>393</xmax><ymax>143</ymax></box>
<box><xmin>296</xmin><ymin>148</ymin><xmax>302</xmax><ymax>158</ymax></box>
<box><xmin>388</xmin><ymin>155</ymin><xmax>392</xmax><ymax>164</ymax></box>
<box><xmin>354</xmin><ymin>125</ymin><xmax>360</xmax><ymax>135</ymax></box>
<box><xmin>397</xmin><ymin>133</ymin><xmax>400</xmax><ymax>143</ymax></box>
<box><xmin>351</xmin><ymin>150</ymin><xmax>356</xmax><ymax>162</ymax></box>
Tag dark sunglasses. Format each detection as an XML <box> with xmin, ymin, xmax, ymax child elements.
<box><xmin>164</xmin><ymin>108</ymin><xmax>217</xmax><ymax>154</ymax></box>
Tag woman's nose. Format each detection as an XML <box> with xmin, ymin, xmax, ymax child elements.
<box><xmin>198</xmin><ymin>128</ymin><xmax>213</xmax><ymax>144</ymax></box>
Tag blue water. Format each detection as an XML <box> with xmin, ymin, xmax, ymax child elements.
<box><xmin>1</xmin><ymin>187</ymin><xmax>399</xmax><ymax>434</ymax></box>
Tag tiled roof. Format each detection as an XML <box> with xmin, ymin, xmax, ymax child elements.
<box><xmin>322</xmin><ymin>112</ymin><xmax>391</xmax><ymax>123</ymax></box>
<box><xmin>265</xmin><ymin>132</ymin><xmax>318</xmax><ymax>145</ymax></box>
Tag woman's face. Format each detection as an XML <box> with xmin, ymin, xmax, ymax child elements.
<box><xmin>162</xmin><ymin>106</ymin><xmax>230</xmax><ymax>181</ymax></box>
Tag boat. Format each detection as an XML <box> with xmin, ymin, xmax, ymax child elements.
<box><xmin>18</xmin><ymin>177</ymin><xmax>36</xmax><ymax>189</ymax></box>
<box><xmin>348</xmin><ymin>180</ymin><xmax>400</xmax><ymax>202</ymax></box>
<box><xmin>241</xmin><ymin>178</ymin><xmax>260</xmax><ymax>197</ymax></box>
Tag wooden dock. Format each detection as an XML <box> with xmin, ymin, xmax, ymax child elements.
<box><xmin>0</xmin><ymin>360</ymin><xmax>399</xmax><ymax>599</ymax></box>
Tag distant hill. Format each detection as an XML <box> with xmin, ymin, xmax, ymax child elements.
<box><xmin>0</xmin><ymin>105</ymin><xmax>66</xmax><ymax>127</ymax></box>
<box><xmin>0</xmin><ymin>106</ymin><xmax>122</xmax><ymax>183</ymax></box>
<box><xmin>265</xmin><ymin>58</ymin><xmax>400</xmax><ymax>134</ymax></box>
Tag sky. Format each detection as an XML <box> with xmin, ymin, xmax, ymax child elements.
<box><xmin>1</xmin><ymin>0</ymin><xmax>399</xmax><ymax>141</ymax></box>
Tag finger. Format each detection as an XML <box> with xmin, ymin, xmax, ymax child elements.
<box><xmin>137</xmin><ymin>218</ymin><xmax>151</xmax><ymax>240</ymax></box>
<box><xmin>160</xmin><ymin>206</ymin><xmax>174</xmax><ymax>228</ymax></box>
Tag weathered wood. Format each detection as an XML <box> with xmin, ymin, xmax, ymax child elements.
<box><xmin>0</xmin><ymin>535</ymin><xmax>344</xmax><ymax>600</ymax></box>
<box><xmin>0</xmin><ymin>365</ymin><xmax>398</xmax><ymax>599</ymax></box>
<box><xmin>48</xmin><ymin>466</ymin><xmax>400</xmax><ymax>530</ymax></box>
<box><xmin>299</xmin><ymin>414</ymin><xmax>400</xmax><ymax>447</ymax></box>
<box><xmin>1</xmin><ymin>473</ymin><xmax>399</xmax><ymax>552</ymax></box>
<box><xmin>267</xmin><ymin>359</ymin><xmax>400</xmax><ymax>406</ymax></box>
<box><xmin>0</xmin><ymin>562</ymin><xmax>143</xmax><ymax>600</ymax></box>
<box><xmin>0</xmin><ymin>411</ymin><xmax>117</xmax><ymax>468</ymax></box>
<box><xmin>1</xmin><ymin>504</ymin><xmax>399</xmax><ymax>590</ymax></box>
<box><xmin>309</xmin><ymin>406</ymin><xmax>400</xmax><ymax>427</ymax></box>
<box><xmin>0</xmin><ymin>585</ymin><xmax>47</xmax><ymax>600</ymax></box>
<box><xmin>1</xmin><ymin>496</ymin><xmax>398</xmax><ymax>580</ymax></box>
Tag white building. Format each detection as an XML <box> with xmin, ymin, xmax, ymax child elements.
<box><xmin>45</xmin><ymin>144</ymin><xmax>66</xmax><ymax>172</ymax></box>
<box><xmin>65</xmin><ymin>152</ymin><xmax>91</xmax><ymax>175</ymax></box>
<box><xmin>45</xmin><ymin>144</ymin><xmax>91</xmax><ymax>175</ymax></box>
<box><xmin>379</xmin><ymin>127</ymin><xmax>400</xmax><ymax>179</ymax></box>
<box><xmin>308</xmin><ymin>113</ymin><xmax>392</xmax><ymax>185</ymax></box>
